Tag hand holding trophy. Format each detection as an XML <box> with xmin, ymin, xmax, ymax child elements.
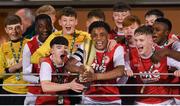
<box><xmin>79</xmin><ymin>38</ymin><xmax>96</xmax><ymax>83</ymax></box>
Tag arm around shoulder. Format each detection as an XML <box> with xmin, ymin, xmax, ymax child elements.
<box><xmin>31</xmin><ymin>32</ymin><xmax>57</xmax><ymax>64</ymax></box>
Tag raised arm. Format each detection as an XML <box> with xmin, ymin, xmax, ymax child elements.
<box><xmin>31</xmin><ymin>32</ymin><xmax>57</xmax><ymax>64</ymax></box>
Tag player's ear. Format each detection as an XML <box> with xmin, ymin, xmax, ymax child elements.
<box><xmin>50</xmin><ymin>47</ymin><xmax>54</xmax><ymax>55</ymax></box>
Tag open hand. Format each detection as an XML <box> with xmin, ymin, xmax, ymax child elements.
<box><xmin>69</xmin><ymin>78</ymin><xmax>85</xmax><ymax>92</ymax></box>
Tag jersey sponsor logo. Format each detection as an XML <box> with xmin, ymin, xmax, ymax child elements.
<box><xmin>91</xmin><ymin>63</ymin><xmax>106</xmax><ymax>73</ymax></box>
<box><xmin>91</xmin><ymin>56</ymin><xmax>110</xmax><ymax>73</ymax></box>
<box><xmin>140</xmin><ymin>69</ymin><xmax>160</xmax><ymax>83</ymax></box>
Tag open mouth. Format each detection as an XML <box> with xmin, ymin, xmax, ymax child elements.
<box><xmin>96</xmin><ymin>41</ymin><xmax>103</xmax><ymax>47</ymax></box>
<box><xmin>40</xmin><ymin>31</ymin><xmax>51</xmax><ymax>36</ymax></box>
<box><xmin>60</xmin><ymin>51</ymin><xmax>68</xmax><ymax>60</ymax></box>
<box><xmin>137</xmin><ymin>46</ymin><xmax>144</xmax><ymax>52</ymax></box>
<box><xmin>60</xmin><ymin>54</ymin><xmax>65</xmax><ymax>59</ymax></box>
<box><xmin>117</xmin><ymin>21</ymin><xmax>122</xmax><ymax>25</ymax></box>
<box><xmin>65</xmin><ymin>27</ymin><xmax>71</xmax><ymax>31</ymax></box>
<box><xmin>126</xmin><ymin>35</ymin><xmax>132</xmax><ymax>40</ymax></box>
<box><xmin>12</xmin><ymin>32</ymin><xmax>18</xmax><ymax>36</ymax></box>
<box><xmin>42</xmin><ymin>33</ymin><xmax>49</xmax><ymax>36</ymax></box>
<box><xmin>153</xmin><ymin>35</ymin><xmax>158</xmax><ymax>40</ymax></box>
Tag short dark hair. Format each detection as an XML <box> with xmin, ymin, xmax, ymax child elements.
<box><xmin>59</xmin><ymin>6</ymin><xmax>77</xmax><ymax>18</ymax></box>
<box><xmin>145</xmin><ymin>9</ymin><xmax>164</xmax><ymax>18</ymax></box>
<box><xmin>88</xmin><ymin>21</ymin><xmax>111</xmax><ymax>34</ymax></box>
<box><xmin>87</xmin><ymin>9</ymin><xmax>105</xmax><ymax>21</ymax></box>
<box><xmin>35</xmin><ymin>5</ymin><xmax>56</xmax><ymax>16</ymax></box>
<box><xmin>50</xmin><ymin>36</ymin><xmax>69</xmax><ymax>48</ymax></box>
<box><xmin>134</xmin><ymin>25</ymin><xmax>153</xmax><ymax>36</ymax></box>
<box><xmin>113</xmin><ymin>1</ymin><xmax>131</xmax><ymax>12</ymax></box>
<box><xmin>4</xmin><ymin>15</ymin><xmax>22</xmax><ymax>27</ymax></box>
<box><xmin>155</xmin><ymin>18</ymin><xmax>172</xmax><ymax>32</ymax></box>
<box><xmin>123</xmin><ymin>15</ymin><xmax>141</xmax><ymax>27</ymax></box>
<box><xmin>35</xmin><ymin>14</ymin><xmax>53</xmax><ymax>32</ymax></box>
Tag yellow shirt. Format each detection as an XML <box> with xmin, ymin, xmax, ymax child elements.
<box><xmin>0</xmin><ymin>38</ymin><xmax>29</xmax><ymax>94</ymax></box>
<box><xmin>31</xmin><ymin>30</ymin><xmax>91</xmax><ymax>64</ymax></box>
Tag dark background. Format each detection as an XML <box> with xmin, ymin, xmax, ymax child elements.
<box><xmin>0</xmin><ymin>0</ymin><xmax>179</xmax><ymax>43</ymax></box>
